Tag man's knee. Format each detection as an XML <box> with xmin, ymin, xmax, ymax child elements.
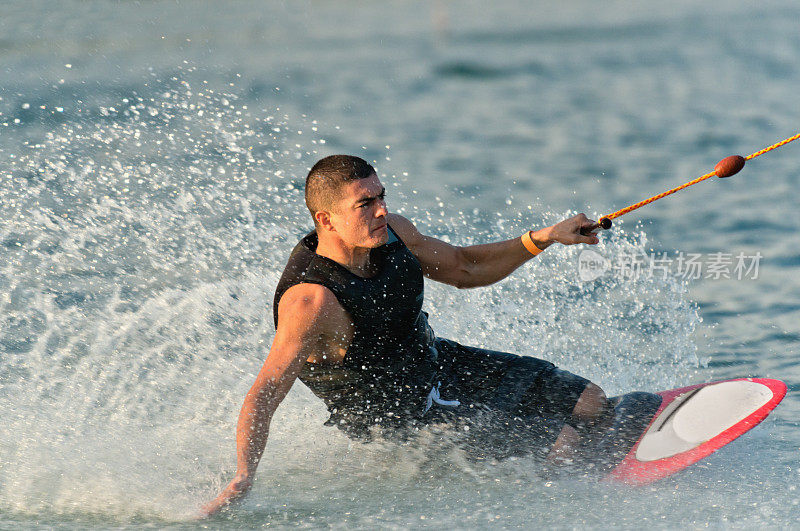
<box><xmin>571</xmin><ymin>383</ymin><xmax>611</xmax><ymax>421</ymax></box>
<box><xmin>547</xmin><ymin>424</ymin><xmax>579</xmax><ymax>462</ymax></box>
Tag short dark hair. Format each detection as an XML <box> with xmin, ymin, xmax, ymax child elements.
<box><xmin>305</xmin><ymin>155</ymin><xmax>376</xmax><ymax>222</ymax></box>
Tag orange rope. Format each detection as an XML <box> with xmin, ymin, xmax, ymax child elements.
<box><xmin>744</xmin><ymin>131</ymin><xmax>800</xmax><ymax>160</ymax></box>
<box><xmin>604</xmin><ymin>170</ymin><xmax>717</xmax><ymax>221</ymax></box>
<box><xmin>600</xmin><ymin>132</ymin><xmax>800</xmax><ymax>223</ymax></box>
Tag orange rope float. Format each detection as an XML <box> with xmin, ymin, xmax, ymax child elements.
<box><xmin>596</xmin><ymin>132</ymin><xmax>800</xmax><ymax>230</ymax></box>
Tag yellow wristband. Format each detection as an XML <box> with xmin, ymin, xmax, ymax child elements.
<box><xmin>521</xmin><ymin>230</ymin><xmax>543</xmax><ymax>256</ymax></box>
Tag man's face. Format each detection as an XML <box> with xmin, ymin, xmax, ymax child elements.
<box><xmin>328</xmin><ymin>173</ymin><xmax>389</xmax><ymax>249</ymax></box>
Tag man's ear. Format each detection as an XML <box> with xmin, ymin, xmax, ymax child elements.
<box><xmin>315</xmin><ymin>210</ymin><xmax>335</xmax><ymax>232</ymax></box>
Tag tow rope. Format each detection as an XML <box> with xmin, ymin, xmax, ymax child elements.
<box><xmin>593</xmin><ymin>132</ymin><xmax>800</xmax><ymax>231</ymax></box>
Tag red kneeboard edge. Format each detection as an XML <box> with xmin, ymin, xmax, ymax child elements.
<box><xmin>604</xmin><ymin>378</ymin><xmax>787</xmax><ymax>486</ymax></box>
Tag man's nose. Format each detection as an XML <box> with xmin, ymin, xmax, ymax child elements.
<box><xmin>375</xmin><ymin>200</ymin><xmax>388</xmax><ymax>217</ymax></box>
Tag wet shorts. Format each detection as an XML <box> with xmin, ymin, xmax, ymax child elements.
<box><xmin>427</xmin><ymin>338</ymin><xmax>591</xmax><ymax>460</ymax></box>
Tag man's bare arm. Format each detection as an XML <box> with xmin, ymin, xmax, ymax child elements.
<box><xmin>200</xmin><ymin>283</ymin><xmax>347</xmax><ymax>517</ymax></box>
<box><xmin>387</xmin><ymin>212</ymin><xmax>599</xmax><ymax>289</ymax></box>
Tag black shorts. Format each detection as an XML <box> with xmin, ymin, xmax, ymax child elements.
<box><xmin>427</xmin><ymin>338</ymin><xmax>591</xmax><ymax>460</ymax></box>
<box><xmin>304</xmin><ymin>337</ymin><xmax>592</xmax><ymax>461</ymax></box>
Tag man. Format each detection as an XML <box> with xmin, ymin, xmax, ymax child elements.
<box><xmin>202</xmin><ymin>155</ymin><xmax>610</xmax><ymax>516</ymax></box>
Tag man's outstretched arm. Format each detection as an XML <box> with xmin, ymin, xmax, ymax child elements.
<box><xmin>200</xmin><ymin>284</ymin><xmax>342</xmax><ymax>517</ymax></box>
<box><xmin>388</xmin><ymin>212</ymin><xmax>599</xmax><ymax>289</ymax></box>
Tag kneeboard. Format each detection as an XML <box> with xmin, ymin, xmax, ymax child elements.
<box><xmin>599</xmin><ymin>378</ymin><xmax>786</xmax><ymax>486</ymax></box>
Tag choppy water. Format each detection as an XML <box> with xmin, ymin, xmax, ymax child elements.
<box><xmin>1</xmin><ymin>0</ymin><xmax>799</xmax><ymax>528</ymax></box>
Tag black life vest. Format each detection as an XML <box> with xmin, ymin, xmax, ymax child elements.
<box><xmin>273</xmin><ymin>226</ymin><xmax>438</xmax><ymax>434</ymax></box>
